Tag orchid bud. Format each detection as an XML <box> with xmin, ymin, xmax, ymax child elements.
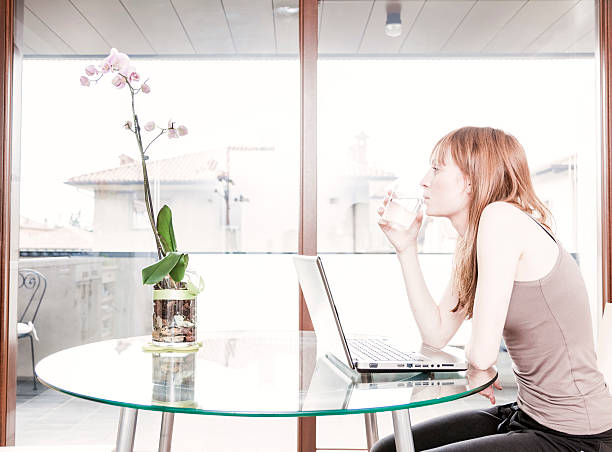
<box><xmin>85</xmin><ymin>65</ymin><xmax>97</xmax><ymax>76</ymax></box>
<box><xmin>129</xmin><ymin>72</ymin><xmax>140</xmax><ymax>82</ymax></box>
<box><xmin>112</xmin><ymin>74</ymin><xmax>126</xmax><ymax>89</ymax></box>
<box><xmin>167</xmin><ymin>129</ymin><xmax>179</xmax><ymax>139</ymax></box>
<box><xmin>124</xmin><ymin>120</ymin><xmax>133</xmax><ymax>130</ymax></box>
<box><xmin>144</xmin><ymin>121</ymin><xmax>155</xmax><ymax>132</ymax></box>
<box><xmin>80</xmin><ymin>76</ymin><xmax>90</xmax><ymax>87</ymax></box>
<box><xmin>177</xmin><ymin>125</ymin><xmax>188</xmax><ymax>136</ymax></box>
<box><xmin>141</xmin><ymin>83</ymin><xmax>151</xmax><ymax>94</ymax></box>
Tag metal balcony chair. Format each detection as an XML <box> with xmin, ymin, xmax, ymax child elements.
<box><xmin>17</xmin><ymin>269</ymin><xmax>47</xmax><ymax>390</ymax></box>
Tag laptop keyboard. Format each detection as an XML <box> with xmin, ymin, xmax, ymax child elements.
<box><xmin>348</xmin><ymin>338</ymin><xmax>424</xmax><ymax>362</ymax></box>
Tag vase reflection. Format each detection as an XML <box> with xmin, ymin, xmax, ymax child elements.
<box><xmin>151</xmin><ymin>351</ymin><xmax>197</xmax><ymax>407</ymax></box>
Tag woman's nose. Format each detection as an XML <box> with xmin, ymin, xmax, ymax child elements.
<box><xmin>420</xmin><ymin>174</ymin><xmax>429</xmax><ymax>188</ymax></box>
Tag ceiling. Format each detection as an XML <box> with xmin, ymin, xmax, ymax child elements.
<box><xmin>19</xmin><ymin>0</ymin><xmax>596</xmax><ymax>58</ymax></box>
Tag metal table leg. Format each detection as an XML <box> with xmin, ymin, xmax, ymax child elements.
<box><xmin>158</xmin><ymin>412</ymin><xmax>175</xmax><ymax>452</ymax></box>
<box><xmin>364</xmin><ymin>412</ymin><xmax>379</xmax><ymax>450</ymax></box>
<box><xmin>392</xmin><ymin>409</ymin><xmax>415</xmax><ymax>452</ymax></box>
<box><xmin>116</xmin><ymin>407</ymin><xmax>139</xmax><ymax>452</ymax></box>
<box><xmin>361</xmin><ymin>373</ymin><xmax>379</xmax><ymax>450</ymax></box>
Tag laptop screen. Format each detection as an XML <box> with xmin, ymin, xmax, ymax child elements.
<box><xmin>293</xmin><ymin>255</ymin><xmax>354</xmax><ymax>368</ymax></box>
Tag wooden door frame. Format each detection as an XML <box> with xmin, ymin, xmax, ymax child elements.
<box><xmin>298</xmin><ymin>0</ymin><xmax>317</xmax><ymax>451</ymax></box>
<box><xmin>600</xmin><ymin>0</ymin><xmax>612</xmax><ymax>312</ymax></box>
<box><xmin>0</xmin><ymin>0</ymin><xmax>15</xmax><ymax>446</ymax></box>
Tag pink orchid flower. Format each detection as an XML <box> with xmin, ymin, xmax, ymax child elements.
<box><xmin>141</xmin><ymin>83</ymin><xmax>151</xmax><ymax>94</ymax></box>
<box><xmin>167</xmin><ymin>128</ymin><xmax>179</xmax><ymax>139</ymax></box>
<box><xmin>85</xmin><ymin>65</ymin><xmax>97</xmax><ymax>76</ymax></box>
<box><xmin>177</xmin><ymin>125</ymin><xmax>188</xmax><ymax>136</ymax></box>
<box><xmin>129</xmin><ymin>72</ymin><xmax>140</xmax><ymax>82</ymax></box>
<box><xmin>112</xmin><ymin>75</ymin><xmax>126</xmax><ymax>89</ymax></box>
<box><xmin>99</xmin><ymin>62</ymin><xmax>111</xmax><ymax>74</ymax></box>
<box><xmin>143</xmin><ymin>121</ymin><xmax>155</xmax><ymax>132</ymax></box>
<box><xmin>80</xmin><ymin>76</ymin><xmax>90</xmax><ymax>87</ymax></box>
<box><xmin>119</xmin><ymin>64</ymin><xmax>136</xmax><ymax>78</ymax></box>
<box><xmin>104</xmin><ymin>48</ymin><xmax>130</xmax><ymax>74</ymax></box>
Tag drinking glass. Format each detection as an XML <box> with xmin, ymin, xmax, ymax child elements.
<box><xmin>382</xmin><ymin>181</ymin><xmax>423</xmax><ymax>229</ymax></box>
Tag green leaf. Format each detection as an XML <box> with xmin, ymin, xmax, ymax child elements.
<box><xmin>142</xmin><ymin>252</ymin><xmax>182</xmax><ymax>285</ymax></box>
<box><xmin>169</xmin><ymin>253</ymin><xmax>189</xmax><ymax>282</ymax></box>
<box><xmin>156</xmin><ymin>205</ymin><xmax>177</xmax><ymax>253</ymax></box>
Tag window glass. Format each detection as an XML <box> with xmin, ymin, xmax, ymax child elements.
<box><xmin>316</xmin><ymin>1</ymin><xmax>599</xmax><ymax>448</ymax></box>
<box><xmin>14</xmin><ymin>1</ymin><xmax>299</xmax><ymax>448</ymax></box>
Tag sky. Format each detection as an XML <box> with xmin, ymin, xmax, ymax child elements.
<box><xmin>18</xmin><ymin>56</ymin><xmax>598</xmax><ymax>229</ymax></box>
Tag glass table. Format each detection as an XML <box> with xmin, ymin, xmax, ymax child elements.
<box><xmin>35</xmin><ymin>331</ymin><xmax>497</xmax><ymax>452</ymax></box>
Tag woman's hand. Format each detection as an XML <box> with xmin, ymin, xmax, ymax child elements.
<box><xmin>478</xmin><ymin>377</ymin><xmax>503</xmax><ymax>405</ymax></box>
<box><xmin>377</xmin><ymin>190</ymin><xmax>424</xmax><ymax>253</ymax></box>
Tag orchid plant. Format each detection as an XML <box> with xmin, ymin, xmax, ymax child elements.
<box><xmin>80</xmin><ymin>48</ymin><xmax>198</xmax><ymax>292</ymax></box>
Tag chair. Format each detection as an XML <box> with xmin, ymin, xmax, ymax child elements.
<box><xmin>17</xmin><ymin>269</ymin><xmax>46</xmax><ymax>390</ymax></box>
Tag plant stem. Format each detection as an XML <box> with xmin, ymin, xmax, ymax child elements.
<box><xmin>144</xmin><ymin>130</ymin><xmax>165</xmax><ymax>154</ymax></box>
<box><xmin>127</xmin><ymin>81</ymin><xmax>165</xmax><ymax>261</ymax></box>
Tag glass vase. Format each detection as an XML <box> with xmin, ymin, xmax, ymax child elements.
<box><xmin>152</xmin><ymin>289</ymin><xmax>197</xmax><ymax>347</ymax></box>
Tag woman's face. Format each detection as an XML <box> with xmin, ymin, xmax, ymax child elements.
<box><xmin>420</xmin><ymin>153</ymin><xmax>471</xmax><ymax>218</ymax></box>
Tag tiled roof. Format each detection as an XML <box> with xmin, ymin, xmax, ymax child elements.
<box><xmin>67</xmin><ymin>151</ymin><xmax>394</xmax><ymax>186</ymax></box>
<box><xmin>67</xmin><ymin>152</ymin><xmax>218</xmax><ymax>186</ymax></box>
<box><xmin>20</xmin><ymin>217</ymin><xmax>93</xmax><ymax>250</ymax></box>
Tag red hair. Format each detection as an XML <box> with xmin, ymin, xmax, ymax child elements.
<box><xmin>430</xmin><ymin>126</ymin><xmax>554</xmax><ymax>319</ymax></box>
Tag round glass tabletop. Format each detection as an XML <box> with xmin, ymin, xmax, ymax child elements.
<box><xmin>35</xmin><ymin>331</ymin><xmax>497</xmax><ymax>417</ymax></box>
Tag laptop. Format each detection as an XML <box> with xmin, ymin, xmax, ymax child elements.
<box><xmin>293</xmin><ymin>255</ymin><xmax>468</xmax><ymax>373</ymax></box>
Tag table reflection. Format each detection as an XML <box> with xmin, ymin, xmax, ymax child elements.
<box><xmin>301</xmin><ymin>355</ymin><xmax>497</xmax><ymax>412</ymax></box>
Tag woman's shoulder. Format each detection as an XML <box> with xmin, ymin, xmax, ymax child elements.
<box><xmin>480</xmin><ymin>201</ymin><xmax>527</xmax><ymax>225</ymax></box>
<box><xmin>478</xmin><ymin>202</ymin><xmax>532</xmax><ymax>251</ymax></box>
<box><xmin>480</xmin><ymin>201</ymin><xmax>557</xmax><ymax>263</ymax></box>
<box><xmin>477</xmin><ymin>201</ymin><xmax>528</xmax><ymax>244</ymax></box>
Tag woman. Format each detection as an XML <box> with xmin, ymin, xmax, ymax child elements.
<box><xmin>373</xmin><ymin>126</ymin><xmax>612</xmax><ymax>452</ymax></box>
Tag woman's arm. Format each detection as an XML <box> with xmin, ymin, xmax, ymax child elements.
<box><xmin>465</xmin><ymin>202</ymin><xmax>523</xmax><ymax>370</ymax></box>
<box><xmin>397</xmin><ymin>247</ymin><xmax>468</xmax><ymax>349</ymax></box>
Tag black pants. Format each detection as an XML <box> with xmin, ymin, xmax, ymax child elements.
<box><xmin>371</xmin><ymin>401</ymin><xmax>612</xmax><ymax>451</ymax></box>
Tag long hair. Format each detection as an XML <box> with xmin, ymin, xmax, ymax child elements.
<box><xmin>430</xmin><ymin>126</ymin><xmax>554</xmax><ymax>319</ymax></box>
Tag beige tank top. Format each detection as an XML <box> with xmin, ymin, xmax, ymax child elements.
<box><xmin>503</xmin><ymin>212</ymin><xmax>612</xmax><ymax>435</ymax></box>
